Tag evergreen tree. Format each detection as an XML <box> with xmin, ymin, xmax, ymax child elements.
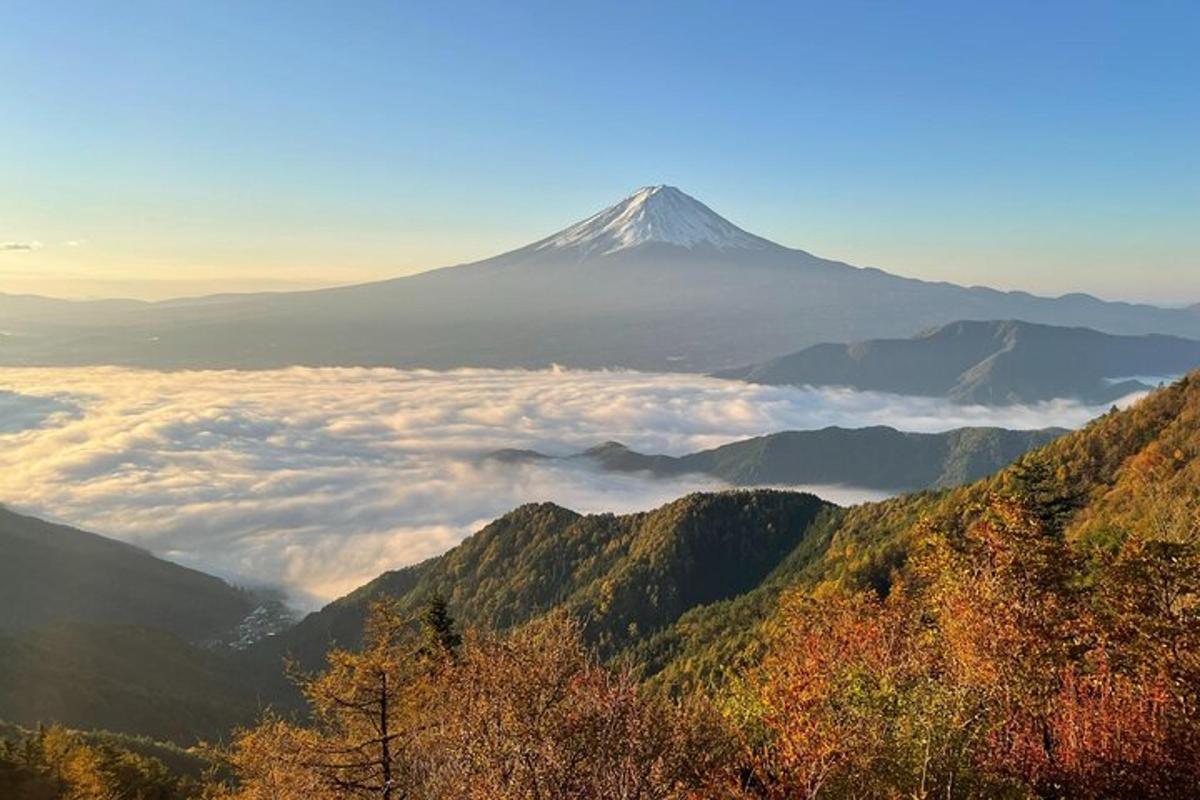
<box><xmin>1005</xmin><ymin>454</ymin><xmax>1081</xmax><ymax>533</ymax></box>
<box><xmin>418</xmin><ymin>593</ymin><xmax>461</xmax><ymax>662</ymax></box>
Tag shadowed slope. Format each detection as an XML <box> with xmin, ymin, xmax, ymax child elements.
<box><xmin>0</xmin><ymin>506</ymin><xmax>254</xmax><ymax>641</ymax></box>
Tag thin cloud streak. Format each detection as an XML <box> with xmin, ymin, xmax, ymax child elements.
<box><xmin>0</xmin><ymin>367</ymin><xmax>1124</xmax><ymax>607</ymax></box>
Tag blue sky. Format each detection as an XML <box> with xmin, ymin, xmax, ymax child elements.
<box><xmin>1</xmin><ymin>1</ymin><xmax>1196</xmax><ymax>301</ymax></box>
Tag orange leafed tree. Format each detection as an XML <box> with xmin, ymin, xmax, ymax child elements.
<box><xmin>744</xmin><ymin>490</ymin><xmax>1200</xmax><ymax>798</ymax></box>
<box><xmin>215</xmin><ymin>604</ymin><xmax>736</xmax><ymax>800</ymax></box>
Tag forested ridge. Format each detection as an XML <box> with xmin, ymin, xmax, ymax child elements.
<box><xmin>0</xmin><ymin>721</ymin><xmax>211</xmax><ymax>799</ymax></box>
<box><xmin>493</xmin><ymin>423</ymin><xmax>1063</xmax><ymax>492</ymax></box>
<box><xmin>260</xmin><ymin>491</ymin><xmax>835</xmax><ymax>673</ymax></box>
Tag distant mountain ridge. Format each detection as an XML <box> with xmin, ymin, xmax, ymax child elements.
<box><xmin>2</xmin><ymin>187</ymin><xmax>1198</xmax><ymax>371</ymax></box>
<box><xmin>489</xmin><ymin>424</ymin><xmax>1064</xmax><ymax>491</ymax></box>
<box><xmin>717</xmin><ymin>319</ymin><xmax>1200</xmax><ymax>404</ymax></box>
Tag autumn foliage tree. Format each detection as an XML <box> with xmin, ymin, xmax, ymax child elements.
<box><xmin>740</xmin><ymin>589</ymin><xmax>1000</xmax><ymax>799</ymax></box>
<box><xmin>741</xmin><ymin>488</ymin><xmax>1200</xmax><ymax>799</ymax></box>
<box><xmin>423</xmin><ymin>614</ymin><xmax>735</xmax><ymax>799</ymax></box>
<box><xmin>216</xmin><ymin>603</ymin><xmax>736</xmax><ymax>800</ymax></box>
<box><xmin>214</xmin><ymin>597</ymin><xmax>437</xmax><ymax>800</ymax></box>
<box><xmin>0</xmin><ymin>724</ymin><xmax>188</xmax><ymax>800</ymax></box>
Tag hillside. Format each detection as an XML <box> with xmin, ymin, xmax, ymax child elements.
<box><xmin>256</xmin><ymin>491</ymin><xmax>836</xmax><ymax>671</ymax></box>
<box><xmin>0</xmin><ymin>509</ymin><xmax>278</xmax><ymax>743</ymax></box>
<box><xmin>0</xmin><ymin>719</ymin><xmax>213</xmax><ymax>781</ymax></box>
<box><xmin>0</xmin><ymin>720</ymin><xmax>212</xmax><ymax>798</ymax></box>
<box><xmin>643</xmin><ymin>368</ymin><xmax>1200</xmax><ymax>689</ymax></box>
<box><xmin>492</xmin><ymin>424</ymin><xmax>1063</xmax><ymax>491</ymax></box>
<box><xmin>0</xmin><ymin>624</ymin><xmax>262</xmax><ymax>743</ymax></box>
<box><xmin>717</xmin><ymin>319</ymin><xmax>1200</xmax><ymax>404</ymax></box>
<box><xmin>267</xmin><ymin>370</ymin><xmax>1200</xmax><ymax>695</ymax></box>
<box><xmin>3</xmin><ymin>189</ymin><xmax>1199</xmax><ymax>372</ymax></box>
<box><xmin>0</xmin><ymin>506</ymin><xmax>255</xmax><ymax>641</ymax></box>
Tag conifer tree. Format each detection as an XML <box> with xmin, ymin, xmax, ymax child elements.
<box><xmin>418</xmin><ymin>593</ymin><xmax>460</xmax><ymax>663</ymax></box>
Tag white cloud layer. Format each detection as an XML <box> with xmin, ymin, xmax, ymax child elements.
<box><xmin>0</xmin><ymin>367</ymin><xmax>1124</xmax><ymax>607</ymax></box>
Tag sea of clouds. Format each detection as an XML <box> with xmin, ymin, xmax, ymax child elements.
<box><xmin>0</xmin><ymin>366</ymin><xmax>1129</xmax><ymax>607</ymax></box>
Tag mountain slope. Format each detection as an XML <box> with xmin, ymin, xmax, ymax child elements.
<box><xmin>0</xmin><ymin>506</ymin><xmax>254</xmax><ymax>641</ymax></box>
<box><xmin>3</xmin><ymin>188</ymin><xmax>1198</xmax><ymax>371</ymax></box>
<box><xmin>643</xmin><ymin>369</ymin><xmax>1200</xmax><ymax>689</ymax></box>
<box><xmin>0</xmin><ymin>508</ymin><xmax>280</xmax><ymax>742</ymax></box>
<box><xmin>256</xmin><ymin>491</ymin><xmax>835</xmax><ymax>671</ymax></box>
<box><xmin>718</xmin><ymin>319</ymin><xmax>1200</xmax><ymax>404</ymax></box>
<box><xmin>0</xmin><ymin>624</ymin><xmax>262</xmax><ymax>743</ymax></box>
<box><xmin>495</xmin><ymin>425</ymin><xmax>1064</xmax><ymax>491</ymax></box>
<box><xmin>270</xmin><ymin>370</ymin><xmax>1200</xmax><ymax>696</ymax></box>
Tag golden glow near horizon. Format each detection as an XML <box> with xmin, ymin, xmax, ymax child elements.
<box><xmin>2</xmin><ymin>223</ymin><xmax>1194</xmax><ymax>305</ymax></box>
<box><xmin>0</xmin><ymin>233</ymin><xmax>512</xmax><ymax>300</ymax></box>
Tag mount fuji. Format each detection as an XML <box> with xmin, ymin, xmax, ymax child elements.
<box><xmin>3</xmin><ymin>185</ymin><xmax>1198</xmax><ymax>371</ymax></box>
<box><xmin>513</xmin><ymin>184</ymin><xmax>778</xmax><ymax>257</ymax></box>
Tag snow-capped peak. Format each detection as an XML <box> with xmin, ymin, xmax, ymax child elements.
<box><xmin>530</xmin><ymin>185</ymin><xmax>779</xmax><ymax>257</ymax></box>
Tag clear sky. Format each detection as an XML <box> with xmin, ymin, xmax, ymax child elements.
<box><xmin>1</xmin><ymin>1</ymin><xmax>1197</xmax><ymax>302</ymax></box>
